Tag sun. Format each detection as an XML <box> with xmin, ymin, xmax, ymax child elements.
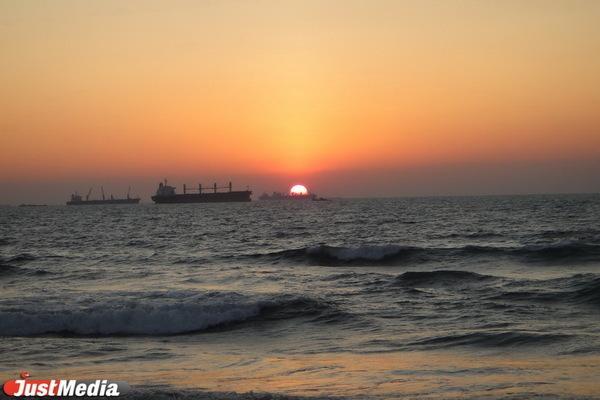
<box><xmin>289</xmin><ymin>184</ymin><xmax>309</xmax><ymax>196</ymax></box>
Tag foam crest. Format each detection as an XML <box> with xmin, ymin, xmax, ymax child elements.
<box><xmin>0</xmin><ymin>291</ymin><xmax>334</xmax><ymax>336</ymax></box>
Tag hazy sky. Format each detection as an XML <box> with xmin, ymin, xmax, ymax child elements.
<box><xmin>1</xmin><ymin>0</ymin><xmax>599</xmax><ymax>203</ymax></box>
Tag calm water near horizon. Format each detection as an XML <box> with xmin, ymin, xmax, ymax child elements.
<box><xmin>1</xmin><ymin>194</ymin><xmax>600</xmax><ymax>399</ymax></box>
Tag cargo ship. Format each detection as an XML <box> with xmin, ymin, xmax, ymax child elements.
<box><xmin>151</xmin><ymin>180</ymin><xmax>252</xmax><ymax>203</ymax></box>
<box><xmin>66</xmin><ymin>187</ymin><xmax>140</xmax><ymax>205</ymax></box>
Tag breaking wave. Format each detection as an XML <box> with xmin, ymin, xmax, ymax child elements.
<box><xmin>247</xmin><ymin>245</ymin><xmax>422</xmax><ymax>265</ymax></box>
<box><xmin>0</xmin><ymin>291</ymin><xmax>337</xmax><ymax>337</ymax></box>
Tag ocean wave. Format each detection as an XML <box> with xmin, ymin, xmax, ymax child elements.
<box><xmin>0</xmin><ymin>291</ymin><xmax>337</xmax><ymax>337</ymax></box>
<box><xmin>173</xmin><ymin>256</ymin><xmax>209</xmax><ymax>265</ymax></box>
<box><xmin>461</xmin><ymin>242</ymin><xmax>593</xmax><ymax>263</ymax></box>
<box><xmin>489</xmin><ymin>274</ymin><xmax>600</xmax><ymax>307</ymax></box>
<box><xmin>3</xmin><ymin>253</ymin><xmax>37</xmax><ymax>264</ymax></box>
<box><xmin>250</xmin><ymin>245</ymin><xmax>421</xmax><ymax>265</ymax></box>
<box><xmin>393</xmin><ymin>270</ymin><xmax>499</xmax><ymax>287</ymax></box>
<box><xmin>0</xmin><ymin>263</ymin><xmax>21</xmax><ymax>275</ymax></box>
<box><xmin>569</xmin><ymin>276</ymin><xmax>600</xmax><ymax>305</ymax></box>
<box><xmin>437</xmin><ymin>231</ymin><xmax>504</xmax><ymax>240</ymax></box>
<box><xmin>0</xmin><ymin>263</ymin><xmax>50</xmax><ymax>277</ymax></box>
<box><xmin>512</xmin><ymin>242</ymin><xmax>600</xmax><ymax>262</ymax></box>
<box><xmin>536</xmin><ymin>227</ymin><xmax>600</xmax><ymax>240</ymax></box>
<box><xmin>244</xmin><ymin>241</ymin><xmax>600</xmax><ymax>265</ymax></box>
<box><xmin>410</xmin><ymin>331</ymin><xmax>571</xmax><ymax>349</ymax></box>
<box><xmin>306</xmin><ymin>245</ymin><xmax>418</xmax><ymax>263</ymax></box>
<box><xmin>440</xmin><ymin>242</ymin><xmax>600</xmax><ymax>263</ymax></box>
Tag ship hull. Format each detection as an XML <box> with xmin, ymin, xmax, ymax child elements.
<box><xmin>152</xmin><ymin>191</ymin><xmax>251</xmax><ymax>203</ymax></box>
<box><xmin>67</xmin><ymin>199</ymin><xmax>140</xmax><ymax>205</ymax></box>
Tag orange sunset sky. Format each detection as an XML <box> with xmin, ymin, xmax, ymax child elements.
<box><xmin>1</xmin><ymin>0</ymin><xmax>599</xmax><ymax>203</ymax></box>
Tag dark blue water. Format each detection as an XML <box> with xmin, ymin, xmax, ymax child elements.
<box><xmin>1</xmin><ymin>195</ymin><xmax>600</xmax><ymax>399</ymax></box>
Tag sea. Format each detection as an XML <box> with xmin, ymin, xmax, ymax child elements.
<box><xmin>1</xmin><ymin>194</ymin><xmax>600</xmax><ymax>399</ymax></box>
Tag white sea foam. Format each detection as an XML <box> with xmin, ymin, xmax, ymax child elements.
<box><xmin>0</xmin><ymin>292</ymin><xmax>264</xmax><ymax>336</ymax></box>
<box><xmin>0</xmin><ymin>290</ymin><xmax>334</xmax><ymax>336</ymax></box>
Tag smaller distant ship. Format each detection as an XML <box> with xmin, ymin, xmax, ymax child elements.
<box><xmin>151</xmin><ymin>180</ymin><xmax>252</xmax><ymax>203</ymax></box>
<box><xmin>66</xmin><ymin>187</ymin><xmax>140</xmax><ymax>205</ymax></box>
<box><xmin>18</xmin><ymin>204</ymin><xmax>47</xmax><ymax>207</ymax></box>
<box><xmin>259</xmin><ymin>185</ymin><xmax>328</xmax><ymax>201</ymax></box>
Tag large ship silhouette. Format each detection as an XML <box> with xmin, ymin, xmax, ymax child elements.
<box><xmin>67</xmin><ymin>187</ymin><xmax>140</xmax><ymax>205</ymax></box>
<box><xmin>151</xmin><ymin>180</ymin><xmax>252</xmax><ymax>203</ymax></box>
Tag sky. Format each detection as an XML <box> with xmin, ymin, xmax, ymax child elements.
<box><xmin>1</xmin><ymin>0</ymin><xmax>599</xmax><ymax>204</ymax></box>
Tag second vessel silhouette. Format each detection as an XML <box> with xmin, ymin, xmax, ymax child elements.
<box><xmin>151</xmin><ymin>180</ymin><xmax>252</xmax><ymax>203</ymax></box>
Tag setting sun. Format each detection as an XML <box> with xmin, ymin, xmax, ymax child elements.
<box><xmin>290</xmin><ymin>184</ymin><xmax>309</xmax><ymax>196</ymax></box>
